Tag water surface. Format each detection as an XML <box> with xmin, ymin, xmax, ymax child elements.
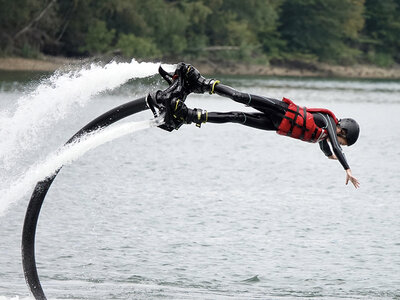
<box><xmin>0</xmin><ymin>69</ymin><xmax>399</xmax><ymax>299</ymax></box>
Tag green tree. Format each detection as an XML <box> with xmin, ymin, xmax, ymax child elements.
<box><xmin>223</xmin><ymin>0</ymin><xmax>284</xmax><ymax>59</ymax></box>
<box><xmin>116</xmin><ymin>33</ymin><xmax>160</xmax><ymax>58</ymax></box>
<box><xmin>104</xmin><ymin>0</ymin><xmax>149</xmax><ymax>37</ymax></box>
<box><xmin>279</xmin><ymin>0</ymin><xmax>365</xmax><ymax>63</ymax></box>
<box><xmin>80</xmin><ymin>19</ymin><xmax>115</xmax><ymax>54</ymax></box>
<box><xmin>0</xmin><ymin>0</ymin><xmax>61</xmax><ymax>56</ymax></box>
<box><xmin>56</xmin><ymin>0</ymin><xmax>96</xmax><ymax>56</ymax></box>
<box><xmin>362</xmin><ymin>0</ymin><xmax>400</xmax><ymax>66</ymax></box>
<box><xmin>138</xmin><ymin>0</ymin><xmax>189</xmax><ymax>56</ymax></box>
<box><xmin>181</xmin><ymin>0</ymin><xmax>212</xmax><ymax>52</ymax></box>
<box><xmin>4</xmin><ymin>0</ymin><xmax>400</xmax><ymax>68</ymax></box>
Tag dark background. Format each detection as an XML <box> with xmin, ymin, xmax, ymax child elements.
<box><xmin>1</xmin><ymin>0</ymin><xmax>399</xmax><ymax>67</ymax></box>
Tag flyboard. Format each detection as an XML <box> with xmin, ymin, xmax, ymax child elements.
<box><xmin>21</xmin><ymin>64</ymin><xmax>190</xmax><ymax>299</ymax></box>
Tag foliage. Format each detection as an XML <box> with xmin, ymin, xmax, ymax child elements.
<box><xmin>80</xmin><ymin>20</ymin><xmax>115</xmax><ymax>54</ymax></box>
<box><xmin>362</xmin><ymin>0</ymin><xmax>400</xmax><ymax>66</ymax></box>
<box><xmin>0</xmin><ymin>0</ymin><xmax>61</xmax><ymax>55</ymax></box>
<box><xmin>116</xmin><ymin>34</ymin><xmax>161</xmax><ymax>58</ymax></box>
<box><xmin>279</xmin><ymin>0</ymin><xmax>365</xmax><ymax>63</ymax></box>
<box><xmin>1</xmin><ymin>0</ymin><xmax>399</xmax><ymax>66</ymax></box>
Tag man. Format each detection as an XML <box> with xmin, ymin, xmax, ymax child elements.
<box><xmin>159</xmin><ymin>64</ymin><xmax>360</xmax><ymax>188</ymax></box>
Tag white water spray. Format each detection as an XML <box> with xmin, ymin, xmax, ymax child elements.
<box><xmin>0</xmin><ymin>59</ymin><xmax>174</xmax><ymax>215</ymax></box>
<box><xmin>0</xmin><ymin>59</ymin><xmax>172</xmax><ymax>168</ymax></box>
<box><xmin>0</xmin><ymin>115</ymin><xmax>164</xmax><ymax>216</ymax></box>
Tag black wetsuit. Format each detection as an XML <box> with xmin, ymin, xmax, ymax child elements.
<box><xmin>200</xmin><ymin>83</ymin><xmax>350</xmax><ymax>170</ymax></box>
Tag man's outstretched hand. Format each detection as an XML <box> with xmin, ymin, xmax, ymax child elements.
<box><xmin>346</xmin><ymin>169</ymin><xmax>360</xmax><ymax>189</ymax></box>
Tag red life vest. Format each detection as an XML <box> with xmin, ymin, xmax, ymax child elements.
<box><xmin>277</xmin><ymin>98</ymin><xmax>338</xmax><ymax>143</ymax></box>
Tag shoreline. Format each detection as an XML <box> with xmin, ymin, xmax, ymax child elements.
<box><xmin>192</xmin><ymin>59</ymin><xmax>400</xmax><ymax>79</ymax></box>
<box><xmin>1</xmin><ymin>56</ymin><xmax>400</xmax><ymax>79</ymax></box>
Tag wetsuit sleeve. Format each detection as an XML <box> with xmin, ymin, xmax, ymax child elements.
<box><xmin>325</xmin><ymin>115</ymin><xmax>350</xmax><ymax>170</ymax></box>
<box><xmin>319</xmin><ymin>140</ymin><xmax>333</xmax><ymax>157</ymax></box>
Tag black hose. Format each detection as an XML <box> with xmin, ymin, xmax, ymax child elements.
<box><xmin>21</xmin><ymin>97</ymin><xmax>149</xmax><ymax>299</ymax></box>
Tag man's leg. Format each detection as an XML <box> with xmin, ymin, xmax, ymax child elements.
<box><xmin>170</xmin><ymin>99</ymin><xmax>279</xmax><ymax>131</ymax></box>
<box><xmin>206</xmin><ymin>111</ymin><xmax>277</xmax><ymax>131</ymax></box>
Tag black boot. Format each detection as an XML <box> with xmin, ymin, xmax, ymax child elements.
<box><xmin>184</xmin><ymin>64</ymin><xmax>219</xmax><ymax>94</ymax></box>
<box><xmin>171</xmin><ymin>99</ymin><xmax>207</xmax><ymax>128</ymax></box>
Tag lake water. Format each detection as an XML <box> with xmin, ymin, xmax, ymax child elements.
<box><xmin>0</xmin><ymin>62</ymin><xmax>399</xmax><ymax>300</ymax></box>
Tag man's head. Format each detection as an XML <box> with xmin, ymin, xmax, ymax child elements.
<box><xmin>337</xmin><ymin>118</ymin><xmax>360</xmax><ymax>146</ymax></box>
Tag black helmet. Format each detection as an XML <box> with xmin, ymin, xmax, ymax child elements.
<box><xmin>339</xmin><ymin>118</ymin><xmax>360</xmax><ymax>146</ymax></box>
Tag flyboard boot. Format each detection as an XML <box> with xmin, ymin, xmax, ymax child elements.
<box><xmin>147</xmin><ymin>62</ymin><xmax>216</xmax><ymax>131</ymax></box>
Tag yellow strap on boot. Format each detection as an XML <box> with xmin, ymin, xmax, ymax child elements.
<box><xmin>210</xmin><ymin>80</ymin><xmax>220</xmax><ymax>94</ymax></box>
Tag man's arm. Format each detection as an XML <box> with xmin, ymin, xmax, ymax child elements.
<box><xmin>319</xmin><ymin>140</ymin><xmax>338</xmax><ymax>160</ymax></box>
<box><xmin>324</xmin><ymin>115</ymin><xmax>360</xmax><ymax>188</ymax></box>
<box><xmin>324</xmin><ymin>115</ymin><xmax>350</xmax><ymax>170</ymax></box>
<box><xmin>319</xmin><ymin>139</ymin><xmax>333</xmax><ymax>157</ymax></box>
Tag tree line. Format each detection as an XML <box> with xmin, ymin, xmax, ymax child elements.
<box><xmin>0</xmin><ymin>0</ymin><xmax>399</xmax><ymax>67</ymax></box>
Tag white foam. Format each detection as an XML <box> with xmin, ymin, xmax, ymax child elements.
<box><xmin>0</xmin><ymin>59</ymin><xmax>172</xmax><ymax>168</ymax></box>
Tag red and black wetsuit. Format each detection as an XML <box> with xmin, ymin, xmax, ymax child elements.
<box><xmin>203</xmin><ymin>83</ymin><xmax>350</xmax><ymax>170</ymax></box>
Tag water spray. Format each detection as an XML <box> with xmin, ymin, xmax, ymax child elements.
<box><xmin>0</xmin><ymin>60</ymin><xmax>172</xmax><ymax>214</ymax></box>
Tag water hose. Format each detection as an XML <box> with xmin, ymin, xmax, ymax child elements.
<box><xmin>21</xmin><ymin>97</ymin><xmax>149</xmax><ymax>300</ymax></box>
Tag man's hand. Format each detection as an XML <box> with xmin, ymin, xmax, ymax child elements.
<box><xmin>328</xmin><ymin>154</ymin><xmax>337</xmax><ymax>160</ymax></box>
<box><xmin>345</xmin><ymin>169</ymin><xmax>360</xmax><ymax>189</ymax></box>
